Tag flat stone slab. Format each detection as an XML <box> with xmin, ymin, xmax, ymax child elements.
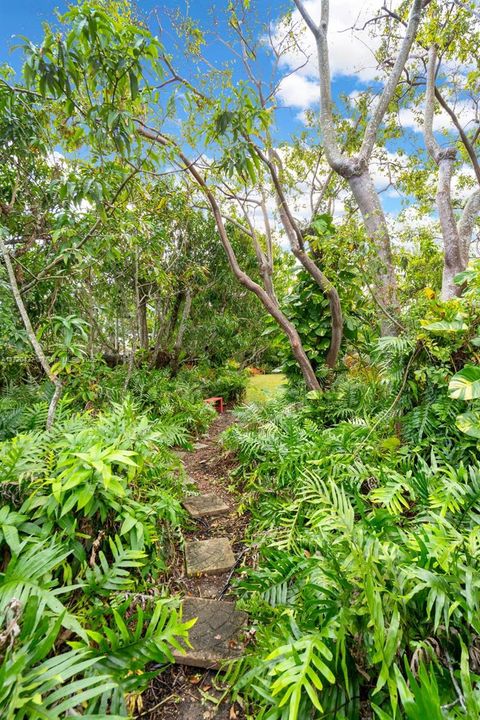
<box><xmin>173</xmin><ymin>598</ymin><xmax>247</xmax><ymax>669</ymax></box>
<box><xmin>183</xmin><ymin>494</ymin><xmax>230</xmax><ymax>519</ymax></box>
<box><xmin>193</xmin><ymin>442</ymin><xmax>209</xmax><ymax>450</ymax></box>
<box><xmin>185</xmin><ymin>538</ymin><xmax>235</xmax><ymax>576</ymax></box>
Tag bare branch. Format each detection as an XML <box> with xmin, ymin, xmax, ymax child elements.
<box><xmin>360</xmin><ymin>0</ymin><xmax>424</xmax><ymax>161</ymax></box>
<box><xmin>0</xmin><ymin>233</ymin><xmax>62</xmax><ymax>428</ymax></box>
<box><xmin>293</xmin><ymin>0</ymin><xmax>320</xmax><ymax>38</ymax></box>
<box><xmin>424</xmin><ymin>45</ymin><xmax>441</xmax><ymax>161</ymax></box>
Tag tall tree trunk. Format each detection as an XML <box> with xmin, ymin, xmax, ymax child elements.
<box><xmin>458</xmin><ymin>190</ymin><xmax>480</xmax><ymax>265</ymax></box>
<box><xmin>171</xmin><ymin>288</ymin><xmax>192</xmax><ymax>373</ymax></box>
<box><xmin>348</xmin><ymin>170</ymin><xmax>399</xmax><ymax>331</ymax></box>
<box><xmin>424</xmin><ymin>45</ymin><xmax>476</xmax><ymax>301</ymax></box>
<box><xmin>437</xmin><ymin>151</ymin><xmax>464</xmax><ymax>300</ymax></box>
<box><xmin>0</xmin><ymin>234</ymin><xmax>62</xmax><ymax>429</ymax></box>
<box><xmin>293</xmin><ymin>0</ymin><xmax>424</xmax><ymax>334</ymax></box>
<box><xmin>134</xmin><ymin>251</ymin><xmax>149</xmax><ymax>352</ymax></box>
<box><xmin>137</xmin><ymin>285</ymin><xmax>149</xmax><ymax>350</ymax></box>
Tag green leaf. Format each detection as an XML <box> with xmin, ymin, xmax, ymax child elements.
<box><xmin>449</xmin><ymin>365</ymin><xmax>480</xmax><ymax>400</ymax></box>
<box><xmin>456</xmin><ymin>410</ymin><xmax>480</xmax><ymax>438</ymax></box>
<box><xmin>129</xmin><ymin>70</ymin><xmax>139</xmax><ymax>100</ymax></box>
<box><xmin>424</xmin><ymin>319</ymin><xmax>467</xmax><ymax>333</ymax></box>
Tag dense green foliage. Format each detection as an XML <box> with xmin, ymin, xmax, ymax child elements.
<box><xmin>222</xmin><ymin>272</ymin><xmax>480</xmax><ymax>719</ymax></box>
<box><xmin>0</xmin><ymin>356</ymin><xmax>249</xmax><ymax>717</ymax></box>
<box><xmin>0</xmin><ymin>398</ymin><xmax>194</xmax><ymax>717</ymax></box>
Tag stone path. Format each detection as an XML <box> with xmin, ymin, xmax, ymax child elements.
<box><xmin>143</xmin><ymin>411</ymin><xmax>248</xmax><ymax>720</ymax></box>
<box><xmin>185</xmin><ymin>537</ymin><xmax>236</xmax><ymax>577</ymax></box>
<box><xmin>182</xmin><ymin>494</ymin><xmax>230</xmax><ymax>519</ymax></box>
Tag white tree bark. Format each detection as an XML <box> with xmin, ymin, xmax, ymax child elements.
<box><xmin>294</xmin><ymin>0</ymin><xmax>425</xmax><ymax>333</ymax></box>
<box><xmin>458</xmin><ymin>189</ymin><xmax>480</xmax><ymax>265</ymax></box>
<box><xmin>424</xmin><ymin>45</ymin><xmax>480</xmax><ymax>300</ymax></box>
<box><xmin>348</xmin><ymin>170</ymin><xmax>398</xmax><ymax>326</ymax></box>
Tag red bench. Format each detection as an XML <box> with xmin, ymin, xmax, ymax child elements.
<box><xmin>204</xmin><ymin>396</ymin><xmax>224</xmax><ymax>413</ymax></box>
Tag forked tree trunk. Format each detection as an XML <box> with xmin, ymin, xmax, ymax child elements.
<box><xmin>424</xmin><ymin>45</ymin><xmax>480</xmax><ymax>301</ymax></box>
<box><xmin>294</xmin><ymin>0</ymin><xmax>424</xmax><ymax>334</ymax></box>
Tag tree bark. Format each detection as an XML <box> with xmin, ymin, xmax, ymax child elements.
<box><xmin>348</xmin><ymin>170</ymin><xmax>399</xmax><ymax>331</ymax></box>
<box><xmin>171</xmin><ymin>288</ymin><xmax>192</xmax><ymax>373</ymax></box>
<box><xmin>264</xmin><ymin>147</ymin><xmax>343</xmax><ymax>366</ymax></box>
<box><xmin>458</xmin><ymin>190</ymin><xmax>480</xmax><ymax>265</ymax></box>
<box><xmin>437</xmin><ymin>150</ymin><xmax>463</xmax><ymax>300</ymax></box>
<box><xmin>0</xmin><ymin>233</ymin><xmax>62</xmax><ymax>429</ymax></box>
<box><xmin>424</xmin><ymin>45</ymin><xmax>477</xmax><ymax>300</ymax></box>
<box><xmin>137</xmin><ymin>284</ymin><xmax>149</xmax><ymax>350</ymax></box>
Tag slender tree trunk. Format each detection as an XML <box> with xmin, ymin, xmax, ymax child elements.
<box><xmin>265</xmin><ymin>148</ymin><xmax>343</xmax><ymax>367</ymax></box>
<box><xmin>348</xmin><ymin>170</ymin><xmax>399</xmax><ymax>331</ymax></box>
<box><xmin>134</xmin><ymin>251</ymin><xmax>149</xmax><ymax>352</ymax></box>
<box><xmin>436</xmin><ymin>151</ymin><xmax>464</xmax><ymax>300</ymax></box>
<box><xmin>458</xmin><ymin>190</ymin><xmax>480</xmax><ymax>266</ymax></box>
<box><xmin>137</xmin><ymin>289</ymin><xmax>148</xmax><ymax>350</ymax></box>
<box><xmin>424</xmin><ymin>45</ymin><xmax>473</xmax><ymax>301</ymax></box>
<box><xmin>0</xmin><ymin>234</ymin><xmax>62</xmax><ymax>429</ymax></box>
<box><xmin>171</xmin><ymin>288</ymin><xmax>192</xmax><ymax>373</ymax></box>
<box><xmin>123</xmin><ymin>319</ymin><xmax>137</xmax><ymax>392</ymax></box>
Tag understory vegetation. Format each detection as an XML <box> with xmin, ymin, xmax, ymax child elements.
<box><xmin>0</xmin><ymin>362</ymin><xmax>251</xmax><ymax>718</ymax></box>
<box><xmin>224</xmin><ymin>270</ymin><xmax>480</xmax><ymax>719</ymax></box>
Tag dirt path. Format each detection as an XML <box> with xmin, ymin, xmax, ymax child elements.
<box><xmin>139</xmin><ymin>411</ymin><xmax>248</xmax><ymax>720</ymax></box>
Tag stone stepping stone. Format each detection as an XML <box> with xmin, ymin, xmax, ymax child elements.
<box><xmin>173</xmin><ymin>597</ymin><xmax>247</xmax><ymax>669</ymax></box>
<box><xmin>193</xmin><ymin>442</ymin><xmax>209</xmax><ymax>450</ymax></box>
<box><xmin>183</xmin><ymin>494</ymin><xmax>230</xmax><ymax>519</ymax></box>
<box><xmin>185</xmin><ymin>538</ymin><xmax>235</xmax><ymax>576</ymax></box>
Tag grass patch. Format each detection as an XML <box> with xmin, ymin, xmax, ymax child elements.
<box><xmin>245</xmin><ymin>373</ymin><xmax>286</xmax><ymax>404</ymax></box>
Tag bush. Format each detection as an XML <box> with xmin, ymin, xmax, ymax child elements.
<box><xmin>0</xmin><ymin>400</ymin><xmax>194</xmax><ymax>717</ymax></box>
<box><xmin>223</xmin><ymin>363</ymin><xmax>480</xmax><ymax>718</ymax></box>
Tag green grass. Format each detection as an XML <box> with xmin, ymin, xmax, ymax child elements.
<box><xmin>245</xmin><ymin>373</ymin><xmax>286</xmax><ymax>404</ymax></box>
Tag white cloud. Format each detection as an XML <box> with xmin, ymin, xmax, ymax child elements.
<box><xmin>271</xmin><ymin>1</ymin><xmax>391</xmax><ymax>110</ymax></box>
<box><xmin>398</xmin><ymin>99</ymin><xmax>476</xmax><ymax>135</ymax></box>
<box><xmin>277</xmin><ymin>74</ymin><xmax>319</xmax><ymax>110</ymax></box>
